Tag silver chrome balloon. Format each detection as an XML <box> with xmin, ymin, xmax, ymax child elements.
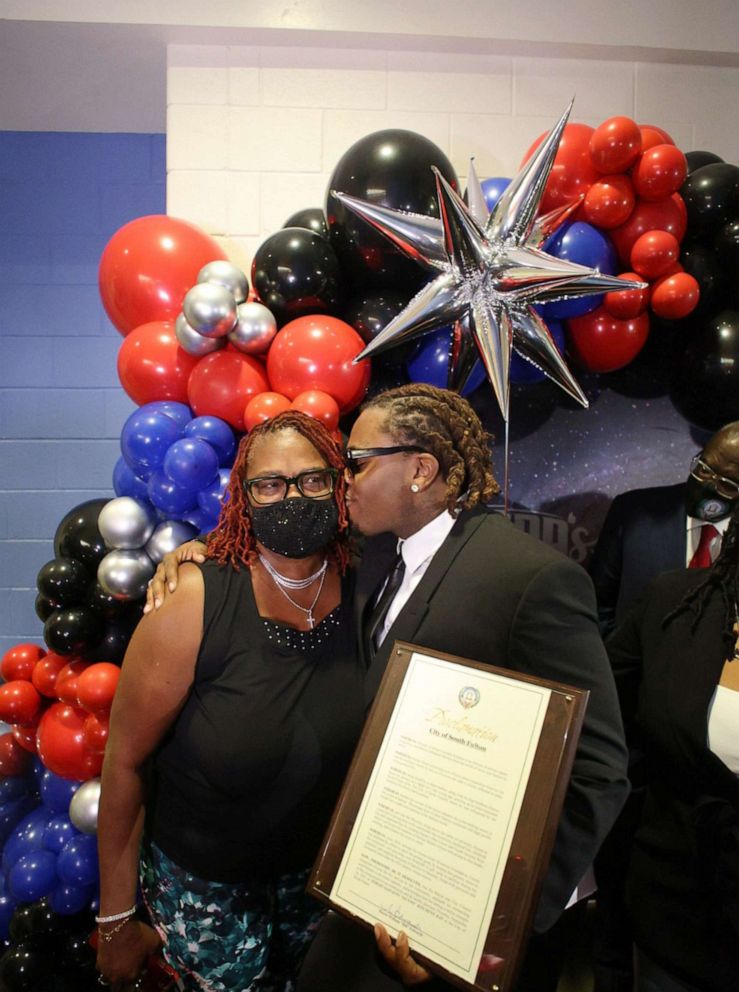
<box><xmin>175</xmin><ymin>312</ymin><xmax>226</xmax><ymax>356</ymax></box>
<box><xmin>344</xmin><ymin>101</ymin><xmax>646</xmax><ymax>418</ymax></box>
<box><xmin>70</xmin><ymin>778</ymin><xmax>101</xmax><ymax>834</ymax></box>
<box><xmin>228</xmin><ymin>302</ymin><xmax>277</xmax><ymax>355</ymax></box>
<box><xmin>97</xmin><ymin>548</ymin><xmax>155</xmax><ymax>601</ymax></box>
<box><xmin>183</xmin><ymin>283</ymin><xmax>238</xmax><ymax>338</ymax></box>
<box><xmin>197</xmin><ymin>260</ymin><xmax>249</xmax><ymax>304</ymax></box>
<box><xmin>98</xmin><ymin>497</ymin><xmax>157</xmax><ymax>550</ymax></box>
<box><xmin>145</xmin><ymin>520</ymin><xmax>200</xmax><ymax>564</ymax></box>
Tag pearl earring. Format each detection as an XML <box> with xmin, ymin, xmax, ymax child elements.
<box><xmin>410</xmin><ymin>484</ymin><xmax>420</xmax><ymax>493</ymax></box>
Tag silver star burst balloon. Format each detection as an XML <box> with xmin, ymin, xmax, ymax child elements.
<box><xmin>338</xmin><ymin>102</ymin><xmax>646</xmax><ymax>419</ymax></box>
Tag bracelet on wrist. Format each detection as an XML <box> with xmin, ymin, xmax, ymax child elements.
<box><xmin>97</xmin><ymin>916</ymin><xmax>135</xmax><ymax>943</ymax></box>
<box><xmin>95</xmin><ymin>905</ymin><xmax>137</xmax><ymax>924</ymax></box>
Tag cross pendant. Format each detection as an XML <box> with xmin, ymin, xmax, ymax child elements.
<box><xmin>307</xmin><ymin>610</ymin><xmax>315</xmax><ymax>628</ymax></box>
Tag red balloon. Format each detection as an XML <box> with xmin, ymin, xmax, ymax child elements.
<box><xmin>610</xmin><ymin>196</ymin><xmax>688</xmax><ymax>266</ymax></box>
<box><xmin>0</xmin><ymin>681</ymin><xmax>42</xmax><ymax>726</ymax></box>
<box><xmin>630</xmin><ymin>230</ymin><xmax>680</xmax><ymax>279</ymax></box>
<box><xmin>117</xmin><ymin>320</ymin><xmax>199</xmax><ymax>405</ymax></box>
<box><xmin>1</xmin><ymin>644</ymin><xmax>45</xmax><ymax>683</ymax></box>
<box><xmin>650</xmin><ymin>272</ymin><xmax>700</xmax><ymax>320</ymax></box>
<box><xmin>603</xmin><ymin>272</ymin><xmax>650</xmax><ymax>320</ymax></box>
<box><xmin>32</xmin><ymin>652</ymin><xmax>70</xmax><ymax>698</ymax></box>
<box><xmin>83</xmin><ymin>712</ymin><xmax>110</xmax><ymax>756</ymax></box>
<box><xmin>640</xmin><ymin>124</ymin><xmax>675</xmax><ymax>149</ymax></box>
<box><xmin>76</xmin><ymin>663</ymin><xmax>120</xmax><ymax>714</ymax></box>
<box><xmin>290</xmin><ymin>390</ymin><xmax>341</xmax><ymax>431</ymax></box>
<box><xmin>267</xmin><ymin>316</ymin><xmax>370</xmax><ymax>414</ymax></box>
<box><xmin>589</xmin><ymin>117</ymin><xmax>642</xmax><ymax>173</ymax></box>
<box><xmin>55</xmin><ymin>660</ymin><xmax>90</xmax><ymax>707</ymax></box>
<box><xmin>582</xmin><ymin>174</ymin><xmax>635</xmax><ymax>229</ymax></box>
<box><xmin>523</xmin><ymin>124</ymin><xmax>599</xmax><ymax>212</ymax></box>
<box><xmin>0</xmin><ymin>733</ymin><xmax>32</xmax><ymax>776</ymax></box>
<box><xmin>243</xmin><ymin>391</ymin><xmax>292</xmax><ymax>431</ymax></box>
<box><xmin>568</xmin><ymin>306</ymin><xmax>650</xmax><ymax>372</ymax></box>
<box><xmin>12</xmin><ymin>719</ymin><xmax>40</xmax><ymax>754</ymax></box>
<box><xmin>98</xmin><ymin>215</ymin><xmax>228</xmax><ymax>336</ymax></box>
<box><xmin>632</xmin><ymin>144</ymin><xmax>687</xmax><ymax>201</ymax></box>
<box><xmin>188</xmin><ymin>351</ymin><xmax>269</xmax><ymax>431</ymax></box>
<box><xmin>36</xmin><ymin>703</ymin><xmax>103</xmax><ymax>781</ymax></box>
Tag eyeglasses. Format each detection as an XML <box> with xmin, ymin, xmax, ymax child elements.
<box><xmin>345</xmin><ymin>445</ymin><xmax>428</xmax><ymax>476</ymax></box>
<box><xmin>689</xmin><ymin>454</ymin><xmax>739</xmax><ymax>499</ymax></box>
<box><xmin>243</xmin><ymin>468</ymin><xmax>339</xmax><ymax>505</ymax></box>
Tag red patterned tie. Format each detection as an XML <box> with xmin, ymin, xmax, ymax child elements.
<box><xmin>689</xmin><ymin>523</ymin><xmax>719</xmax><ymax>569</ymax></box>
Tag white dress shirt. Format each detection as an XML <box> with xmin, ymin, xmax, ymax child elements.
<box><xmin>375</xmin><ymin>509</ymin><xmax>458</xmax><ymax>648</ymax></box>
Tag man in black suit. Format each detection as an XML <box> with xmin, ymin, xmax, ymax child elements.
<box><xmin>298</xmin><ymin>383</ymin><xmax>629</xmax><ymax>992</ymax></box>
<box><xmin>589</xmin><ymin>420</ymin><xmax>739</xmax><ymax>639</ymax></box>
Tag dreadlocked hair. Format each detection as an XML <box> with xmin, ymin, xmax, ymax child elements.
<box><xmin>207</xmin><ymin>410</ymin><xmax>351</xmax><ymax>574</ymax></box>
<box><xmin>363</xmin><ymin>383</ymin><xmax>499</xmax><ymax>514</ymax></box>
<box><xmin>663</xmin><ymin>506</ymin><xmax>739</xmax><ymax>657</ymax></box>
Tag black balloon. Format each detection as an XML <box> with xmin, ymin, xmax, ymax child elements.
<box><xmin>0</xmin><ymin>939</ymin><xmax>55</xmax><ymax>991</ymax></box>
<box><xmin>679</xmin><ymin>243</ymin><xmax>727</xmax><ymax>314</ymax></box>
<box><xmin>34</xmin><ymin>593</ymin><xmax>60</xmax><ymax>623</ymax></box>
<box><xmin>8</xmin><ymin>900</ymin><xmax>65</xmax><ymax>944</ymax></box>
<box><xmin>283</xmin><ymin>207</ymin><xmax>329</xmax><ymax>239</ymax></box>
<box><xmin>326</xmin><ymin>129</ymin><xmax>459</xmax><ymax>291</ymax></box>
<box><xmin>680</xmin><ymin>163</ymin><xmax>739</xmax><ymax>232</ymax></box>
<box><xmin>670</xmin><ymin>308</ymin><xmax>739</xmax><ymax>431</ymax></box>
<box><xmin>251</xmin><ymin>228</ymin><xmax>343</xmax><ymax>327</ymax></box>
<box><xmin>84</xmin><ymin>612</ymin><xmax>140</xmax><ymax>665</ymax></box>
<box><xmin>43</xmin><ymin>607</ymin><xmax>103</xmax><ymax>656</ymax></box>
<box><xmin>343</xmin><ymin>289</ymin><xmax>412</xmax><ymax>345</ymax></box>
<box><xmin>715</xmin><ymin>218</ymin><xmax>739</xmax><ymax>271</ymax></box>
<box><xmin>36</xmin><ymin>558</ymin><xmax>89</xmax><ymax>608</ymax></box>
<box><xmin>684</xmin><ymin>150</ymin><xmax>724</xmax><ymax>174</ymax></box>
<box><xmin>53</xmin><ymin>499</ymin><xmax>109</xmax><ymax>576</ymax></box>
<box><xmin>86</xmin><ymin>581</ymin><xmax>136</xmax><ymax>622</ymax></box>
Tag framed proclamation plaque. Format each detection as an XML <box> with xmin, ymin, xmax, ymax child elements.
<box><xmin>307</xmin><ymin>641</ymin><xmax>588</xmax><ymax>992</ymax></box>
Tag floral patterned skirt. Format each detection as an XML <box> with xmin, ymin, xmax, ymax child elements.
<box><xmin>140</xmin><ymin>841</ymin><xmax>325</xmax><ymax>992</ymax></box>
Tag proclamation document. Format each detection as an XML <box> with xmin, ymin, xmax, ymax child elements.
<box><xmin>309</xmin><ymin>642</ymin><xmax>587</xmax><ymax>992</ymax></box>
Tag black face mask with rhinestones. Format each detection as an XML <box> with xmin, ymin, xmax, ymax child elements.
<box><xmin>250</xmin><ymin>497</ymin><xmax>340</xmax><ymax>558</ymax></box>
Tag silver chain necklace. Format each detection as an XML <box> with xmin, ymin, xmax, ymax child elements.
<box><xmin>259</xmin><ymin>555</ymin><xmax>328</xmax><ymax>628</ymax></box>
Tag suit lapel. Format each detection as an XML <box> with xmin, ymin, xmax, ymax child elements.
<box><xmin>354</xmin><ymin>532</ymin><xmax>398</xmax><ymax>668</ymax></box>
<box><xmin>363</xmin><ymin>507</ymin><xmax>489</xmax><ymax>703</ymax></box>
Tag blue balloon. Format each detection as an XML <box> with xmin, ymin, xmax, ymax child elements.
<box><xmin>40</xmin><ymin>770</ymin><xmax>82</xmax><ymax>813</ymax></box>
<box><xmin>43</xmin><ymin>813</ymin><xmax>79</xmax><ymax>855</ymax></box>
<box><xmin>120</xmin><ymin>408</ymin><xmax>183</xmax><ymax>475</ymax></box>
<box><xmin>8</xmin><ymin>849</ymin><xmax>59</xmax><ymax>902</ymax></box>
<box><xmin>163</xmin><ymin>438</ymin><xmax>219</xmax><ymax>492</ymax></box>
<box><xmin>0</xmin><ymin>894</ymin><xmax>18</xmax><ymax>941</ymax></box>
<box><xmin>0</xmin><ymin>795</ymin><xmax>36</xmax><ymax>845</ymax></box>
<box><xmin>480</xmin><ymin>176</ymin><xmax>511</xmax><ymax>211</ymax></box>
<box><xmin>197</xmin><ymin>467</ymin><xmax>232</xmax><ymax>519</ymax></box>
<box><xmin>57</xmin><ymin>833</ymin><xmax>99</xmax><ymax>887</ymax></box>
<box><xmin>113</xmin><ymin>457</ymin><xmax>150</xmax><ymax>500</ymax></box>
<box><xmin>406</xmin><ymin>328</ymin><xmax>486</xmax><ymax>397</ymax></box>
<box><xmin>184</xmin><ymin>416</ymin><xmax>237</xmax><ymax>466</ymax></box>
<box><xmin>147</xmin><ymin>470</ymin><xmax>199</xmax><ymax>516</ymax></box>
<box><xmin>30</xmin><ymin>756</ymin><xmax>46</xmax><ymax>791</ymax></box>
<box><xmin>0</xmin><ymin>777</ymin><xmax>29</xmax><ymax>804</ymax></box>
<box><xmin>2</xmin><ymin>805</ymin><xmax>53</xmax><ymax>873</ymax></box>
<box><xmin>543</xmin><ymin>222</ymin><xmax>619</xmax><ymax>319</ymax></box>
<box><xmin>49</xmin><ymin>880</ymin><xmax>94</xmax><ymax>915</ymax></box>
<box><xmin>181</xmin><ymin>507</ymin><xmax>220</xmax><ymax>536</ymax></box>
<box><xmin>510</xmin><ymin>319</ymin><xmax>566</xmax><ymax>384</ymax></box>
<box><xmin>144</xmin><ymin>400</ymin><xmax>192</xmax><ymax>429</ymax></box>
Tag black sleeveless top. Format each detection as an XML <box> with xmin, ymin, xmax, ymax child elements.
<box><xmin>148</xmin><ymin>559</ymin><xmax>364</xmax><ymax>882</ymax></box>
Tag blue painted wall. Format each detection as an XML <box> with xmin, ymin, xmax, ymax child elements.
<box><xmin>0</xmin><ymin>132</ymin><xmax>166</xmax><ymax>653</ymax></box>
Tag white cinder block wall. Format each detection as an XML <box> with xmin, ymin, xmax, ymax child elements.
<box><xmin>166</xmin><ymin>42</ymin><xmax>739</xmax><ymax>274</ymax></box>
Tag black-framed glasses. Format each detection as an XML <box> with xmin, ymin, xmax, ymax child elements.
<box><xmin>345</xmin><ymin>445</ymin><xmax>428</xmax><ymax>476</ymax></box>
<box><xmin>689</xmin><ymin>454</ymin><xmax>739</xmax><ymax>499</ymax></box>
<box><xmin>243</xmin><ymin>468</ymin><xmax>339</xmax><ymax>504</ymax></box>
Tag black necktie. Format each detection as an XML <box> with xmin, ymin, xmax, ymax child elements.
<box><xmin>365</xmin><ymin>551</ymin><xmax>406</xmax><ymax>660</ymax></box>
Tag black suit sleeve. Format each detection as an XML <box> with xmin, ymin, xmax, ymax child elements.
<box><xmin>588</xmin><ymin>496</ymin><xmax>626</xmax><ymax>639</ymax></box>
<box><xmin>508</xmin><ymin>557</ymin><xmax>630</xmax><ymax>933</ymax></box>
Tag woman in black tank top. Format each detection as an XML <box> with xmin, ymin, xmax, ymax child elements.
<box><xmin>96</xmin><ymin>412</ymin><xmax>365</xmax><ymax>991</ymax></box>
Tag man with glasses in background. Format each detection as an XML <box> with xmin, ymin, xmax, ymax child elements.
<box><xmin>587</xmin><ymin>419</ymin><xmax>739</xmax><ymax>992</ymax></box>
<box><xmin>589</xmin><ymin>420</ymin><xmax>739</xmax><ymax>640</ymax></box>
